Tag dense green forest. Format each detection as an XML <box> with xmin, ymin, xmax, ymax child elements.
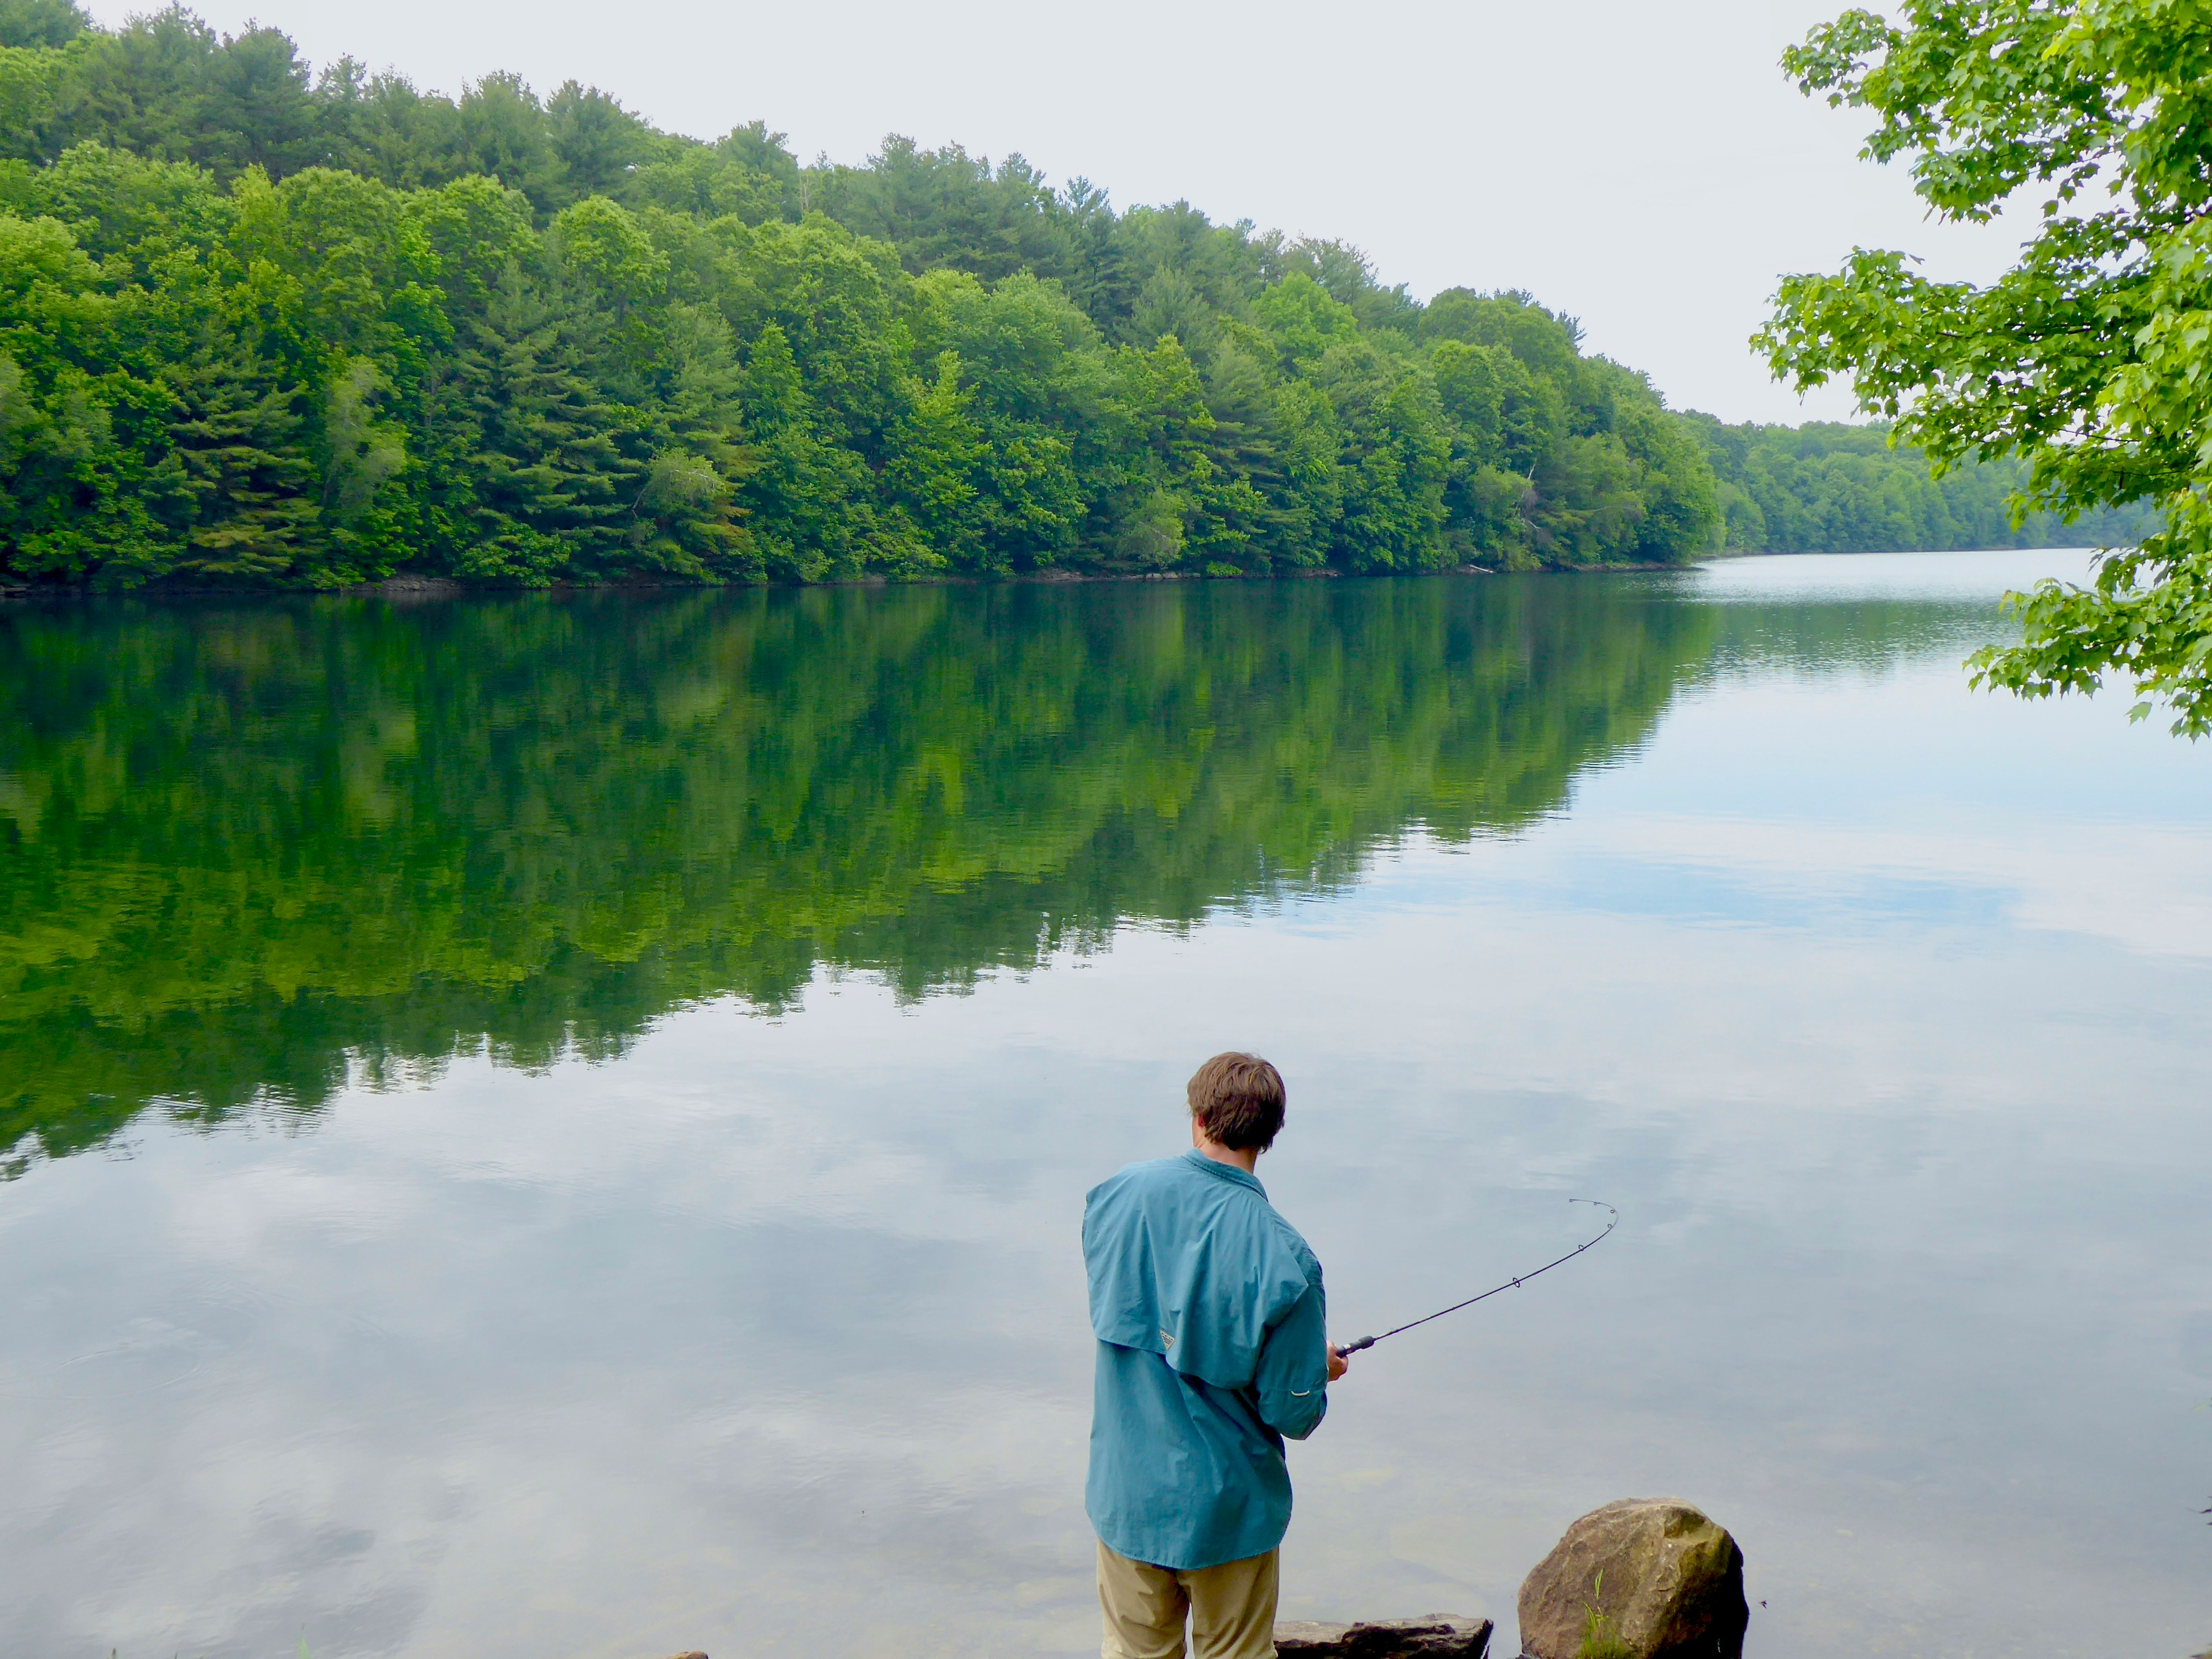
<box><xmin>0</xmin><ymin>5</ymin><xmax>2159</xmax><ymax>587</ymax></box>
<box><xmin>1</xmin><ymin>578</ymin><xmax>1715</xmax><ymax>1168</ymax></box>
<box><xmin>1687</xmin><ymin>418</ymin><xmax>2159</xmax><ymax>556</ymax></box>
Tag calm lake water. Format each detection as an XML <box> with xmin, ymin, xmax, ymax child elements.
<box><xmin>2</xmin><ymin>552</ymin><xmax>2208</xmax><ymax>1659</ymax></box>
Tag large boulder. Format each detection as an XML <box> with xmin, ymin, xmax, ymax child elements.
<box><xmin>1275</xmin><ymin>1616</ymin><xmax>1493</xmax><ymax>1657</ymax></box>
<box><xmin>1516</xmin><ymin>1499</ymin><xmax>1746</xmax><ymax>1659</ymax></box>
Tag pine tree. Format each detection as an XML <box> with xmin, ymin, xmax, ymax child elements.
<box><xmin>162</xmin><ymin>333</ymin><xmax>319</xmax><ymax>580</ymax></box>
<box><xmin>450</xmin><ymin>273</ymin><xmax>643</xmax><ymax>582</ymax></box>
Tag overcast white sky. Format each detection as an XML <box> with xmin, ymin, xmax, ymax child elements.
<box><xmin>86</xmin><ymin>0</ymin><xmax>2036</xmax><ymax>425</ymax></box>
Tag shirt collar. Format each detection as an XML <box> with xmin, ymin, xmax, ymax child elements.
<box><xmin>1182</xmin><ymin>1146</ymin><xmax>1266</xmax><ymax>1198</ymax></box>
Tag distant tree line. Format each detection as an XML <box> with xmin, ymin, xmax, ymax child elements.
<box><xmin>1687</xmin><ymin>418</ymin><xmax>2160</xmax><ymax>556</ymax></box>
<box><xmin>0</xmin><ymin>2</ymin><xmax>2156</xmax><ymax>587</ymax></box>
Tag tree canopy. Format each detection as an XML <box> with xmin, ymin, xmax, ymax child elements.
<box><xmin>1758</xmin><ymin>0</ymin><xmax>2208</xmax><ymax>732</ymax></box>
<box><xmin>0</xmin><ymin>4</ymin><xmax>2146</xmax><ymax>589</ymax></box>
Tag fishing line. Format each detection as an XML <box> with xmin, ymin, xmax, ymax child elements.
<box><xmin>1333</xmin><ymin>1198</ymin><xmax>1618</xmax><ymax>1358</ymax></box>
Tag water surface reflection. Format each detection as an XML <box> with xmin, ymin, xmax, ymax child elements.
<box><xmin>4</xmin><ymin>576</ymin><xmax>1707</xmax><ymax>1165</ymax></box>
<box><xmin>1</xmin><ymin>555</ymin><xmax>2207</xmax><ymax>1659</ymax></box>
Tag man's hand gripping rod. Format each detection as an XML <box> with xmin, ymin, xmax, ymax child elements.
<box><xmin>1334</xmin><ymin>1199</ymin><xmax>1618</xmax><ymax>1359</ymax></box>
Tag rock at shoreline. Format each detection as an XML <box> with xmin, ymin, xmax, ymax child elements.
<box><xmin>1274</xmin><ymin>1615</ymin><xmax>1492</xmax><ymax>1657</ymax></box>
<box><xmin>1516</xmin><ymin>1499</ymin><xmax>1746</xmax><ymax>1659</ymax></box>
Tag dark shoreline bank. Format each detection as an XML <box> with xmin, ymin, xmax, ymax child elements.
<box><xmin>0</xmin><ymin>560</ymin><xmax>1731</xmax><ymax>603</ymax></box>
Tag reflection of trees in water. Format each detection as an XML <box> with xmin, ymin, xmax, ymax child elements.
<box><xmin>2</xmin><ymin>578</ymin><xmax>1714</xmax><ymax>1168</ymax></box>
<box><xmin>1682</xmin><ymin>588</ymin><xmax>2018</xmax><ymax>681</ymax></box>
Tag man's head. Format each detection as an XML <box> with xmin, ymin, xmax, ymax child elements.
<box><xmin>1187</xmin><ymin>1052</ymin><xmax>1287</xmax><ymax>1153</ymax></box>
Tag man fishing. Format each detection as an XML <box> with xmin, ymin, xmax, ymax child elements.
<box><xmin>1082</xmin><ymin>1052</ymin><xmax>1348</xmax><ymax>1659</ymax></box>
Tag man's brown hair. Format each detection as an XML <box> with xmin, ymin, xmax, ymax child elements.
<box><xmin>1187</xmin><ymin>1052</ymin><xmax>1288</xmax><ymax>1152</ymax></box>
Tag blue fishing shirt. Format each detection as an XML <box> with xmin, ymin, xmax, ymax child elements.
<box><xmin>1082</xmin><ymin>1150</ymin><xmax>1331</xmax><ymax>1571</ymax></box>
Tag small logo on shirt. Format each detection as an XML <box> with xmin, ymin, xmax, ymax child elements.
<box><xmin>1159</xmin><ymin>1329</ymin><xmax>1175</xmax><ymax>1349</ymax></box>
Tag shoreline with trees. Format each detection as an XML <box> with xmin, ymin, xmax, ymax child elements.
<box><xmin>0</xmin><ymin>3</ymin><xmax>2158</xmax><ymax>593</ymax></box>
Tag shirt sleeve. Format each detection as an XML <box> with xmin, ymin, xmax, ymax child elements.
<box><xmin>1251</xmin><ymin>1279</ymin><xmax>1331</xmax><ymax>1440</ymax></box>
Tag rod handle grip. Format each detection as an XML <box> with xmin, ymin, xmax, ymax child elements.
<box><xmin>1335</xmin><ymin>1335</ymin><xmax>1376</xmax><ymax>1357</ymax></box>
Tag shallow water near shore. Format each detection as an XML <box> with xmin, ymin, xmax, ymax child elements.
<box><xmin>3</xmin><ymin>552</ymin><xmax>2208</xmax><ymax>1659</ymax></box>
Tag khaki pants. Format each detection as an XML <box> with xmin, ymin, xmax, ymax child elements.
<box><xmin>1095</xmin><ymin>1538</ymin><xmax>1279</xmax><ymax>1659</ymax></box>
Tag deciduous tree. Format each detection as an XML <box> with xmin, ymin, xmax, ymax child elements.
<box><xmin>1759</xmin><ymin>0</ymin><xmax>2212</xmax><ymax>732</ymax></box>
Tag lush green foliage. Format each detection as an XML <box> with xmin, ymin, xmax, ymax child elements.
<box><xmin>1689</xmin><ymin>416</ymin><xmax>2158</xmax><ymax>554</ymax></box>
<box><xmin>1759</xmin><ymin>0</ymin><xmax>2210</xmax><ymax>732</ymax></box>
<box><xmin>0</xmin><ymin>5</ymin><xmax>2153</xmax><ymax>589</ymax></box>
<box><xmin>1</xmin><ymin>579</ymin><xmax>1719</xmax><ymax>1167</ymax></box>
<box><xmin>0</xmin><ymin>7</ymin><xmax>1740</xmax><ymax>586</ymax></box>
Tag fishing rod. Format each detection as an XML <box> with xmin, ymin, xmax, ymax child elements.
<box><xmin>1334</xmin><ymin>1198</ymin><xmax>1618</xmax><ymax>1358</ymax></box>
